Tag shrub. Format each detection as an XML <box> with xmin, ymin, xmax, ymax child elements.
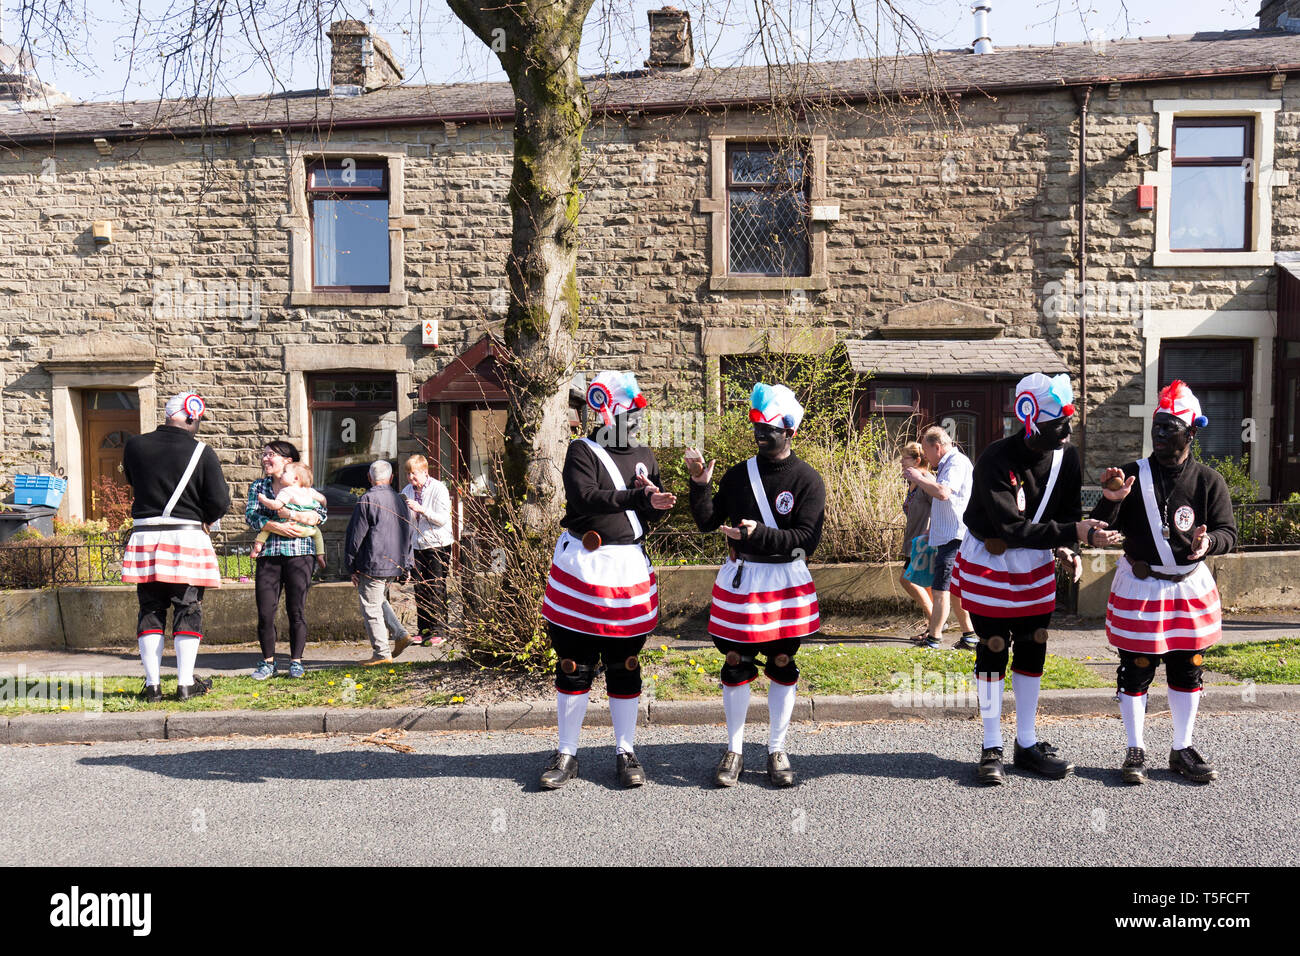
<box><xmin>0</xmin><ymin>534</ymin><xmax>121</xmax><ymax>588</ymax></box>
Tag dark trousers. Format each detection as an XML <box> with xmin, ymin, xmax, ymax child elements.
<box><xmin>255</xmin><ymin>555</ymin><xmax>314</xmax><ymax>660</ymax></box>
<box><xmin>137</xmin><ymin>582</ymin><xmax>205</xmax><ymax>638</ymax></box>
<box><xmin>413</xmin><ymin>546</ymin><xmax>451</xmax><ymax>637</ymax></box>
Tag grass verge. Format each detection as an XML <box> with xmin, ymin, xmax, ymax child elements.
<box><xmin>1202</xmin><ymin>638</ymin><xmax>1300</xmax><ymax>684</ymax></box>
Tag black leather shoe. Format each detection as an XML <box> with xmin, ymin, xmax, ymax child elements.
<box><xmin>766</xmin><ymin>751</ymin><xmax>796</xmax><ymax>788</ymax></box>
<box><xmin>977</xmin><ymin>747</ymin><xmax>1006</xmax><ymax>785</ymax></box>
<box><xmin>1013</xmin><ymin>740</ymin><xmax>1074</xmax><ymax>779</ymax></box>
<box><xmin>616</xmin><ymin>752</ymin><xmax>646</xmax><ymax>788</ymax></box>
<box><xmin>140</xmin><ymin>684</ymin><xmax>163</xmax><ymax>703</ymax></box>
<box><xmin>539</xmin><ymin>751</ymin><xmax>579</xmax><ymax>790</ymax></box>
<box><xmin>1121</xmin><ymin>746</ymin><xmax>1148</xmax><ymax>785</ymax></box>
<box><xmin>713</xmin><ymin>750</ymin><xmax>743</xmax><ymax>787</ymax></box>
<box><xmin>176</xmin><ymin>676</ymin><xmax>212</xmax><ymax>701</ymax></box>
<box><xmin>1169</xmin><ymin>746</ymin><xmax>1218</xmax><ymax>783</ymax></box>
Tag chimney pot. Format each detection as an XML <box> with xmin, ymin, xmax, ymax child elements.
<box><xmin>327</xmin><ymin>20</ymin><xmax>404</xmax><ymax>93</ymax></box>
<box><xmin>646</xmin><ymin>7</ymin><xmax>694</xmax><ymax>71</ymax></box>
<box><xmin>973</xmin><ymin>2</ymin><xmax>994</xmax><ymax>54</ymax></box>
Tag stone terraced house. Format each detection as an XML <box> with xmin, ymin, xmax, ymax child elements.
<box><xmin>3</xmin><ymin>3</ymin><xmax>1300</xmax><ymax>542</ymax></box>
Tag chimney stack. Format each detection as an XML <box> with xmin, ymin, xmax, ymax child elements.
<box><xmin>0</xmin><ymin>43</ymin><xmax>69</xmax><ymax>106</ymax></box>
<box><xmin>973</xmin><ymin>2</ymin><xmax>994</xmax><ymax>54</ymax></box>
<box><xmin>1259</xmin><ymin>0</ymin><xmax>1300</xmax><ymax>30</ymax></box>
<box><xmin>327</xmin><ymin>20</ymin><xmax>404</xmax><ymax>95</ymax></box>
<box><xmin>646</xmin><ymin>7</ymin><xmax>694</xmax><ymax>71</ymax></box>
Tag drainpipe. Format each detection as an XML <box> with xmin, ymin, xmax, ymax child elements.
<box><xmin>1074</xmin><ymin>85</ymin><xmax>1092</xmax><ymax>472</ymax></box>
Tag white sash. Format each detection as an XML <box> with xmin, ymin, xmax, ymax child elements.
<box><xmin>1031</xmin><ymin>448</ymin><xmax>1064</xmax><ymax>524</ymax></box>
<box><xmin>581</xmin><ymin>438</ymin><xmax>643</xmax><ymax>539</ymax></box>
<box><xmin>746</xmin><ymin>457</ymin><xmax>778</xmax><ymax>528</ymax></box>
<box><xmin>133</xmin><ymin>441</ymin><xmax>208</xmax><ymax>529</ymax></box>
<box><xmin>1136</xmin><ymin>458</ymin><xmax>1180</xmax><ymax>570</ymax></box>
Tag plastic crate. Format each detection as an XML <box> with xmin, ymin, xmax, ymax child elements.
<box><xmin>12</xmin><ymin>474</ymin><xmax>67</xmax><ymax>508</ymax></box>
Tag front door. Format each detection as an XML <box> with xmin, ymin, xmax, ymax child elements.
<box><xmin>929</xmin><ymin>385</ymin><xmax>990</xmax><ymax>461</ymax></box>
<box><xmin>1277</xmin><ymin>342</ymin><xmax>1300</xmax><ymax>498</ymax></box>
<box><xmin>82</xmin><ymin>390</ymin><xmax>140</xmax><ymax>521</ymax></box>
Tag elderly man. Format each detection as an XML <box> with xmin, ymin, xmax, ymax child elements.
<box><xmin>122</xmin><ymin>391</ymin><xmax>231</xmax><ymax>700</ymax></box>
<box><xmin>344</xmin><ymin>460</ymin><xmax>414</xmax><ymax>666</ymax></box>
<box><xmin>903</xmin><ymin>426</ymin><xmax>978</xmax><ymax>649</ymax></box>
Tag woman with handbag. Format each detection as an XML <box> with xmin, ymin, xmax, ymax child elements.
<box><xmin>899</xmin><ymin>442</ymin><xmax>937</xmax><ymax>639</ymax></box>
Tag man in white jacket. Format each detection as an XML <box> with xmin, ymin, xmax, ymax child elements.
<box><xmin>395</xmin><ymin>454</ymin><xmax>454</xmax><ymax>654</ymax></box>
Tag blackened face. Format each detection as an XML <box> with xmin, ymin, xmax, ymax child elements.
<box><xmin>753</xmin><ymin>422</ymin><xmax>792</xmax><ymax>458</ymax></box>
<box><xmin>1152</xmin><ymin>412</ymin><xmax>1193</xmax><ymax>464</ymax></box>
<box><xmin>1025</xmin><ymin>415</ymin><xmax>1072</xmax><ymax>453</ymax></box>
<box><xmin>593</xmin><ymin>409</ymin><xmax>643</xmax><ymax>449</ymax></box>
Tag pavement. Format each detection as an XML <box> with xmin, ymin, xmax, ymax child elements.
<box><xmin>1</xmin><ymin>712</ymin><xmax>1295</xmax><ymax>866</ymax></box>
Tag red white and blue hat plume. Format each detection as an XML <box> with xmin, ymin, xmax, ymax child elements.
<box><xmin>1014</xmin><ymin>372</ymin><xmax>1075</xmax><ymax>436</ymax></box>
<box><xmin>586</xmin><ymin>371</ymin><xmax>647</xmax><ymax>426</ymax></box>
<box><xmin>749</xmin><ymin>382</ymin><xmax>804</xmax><ymax>432</ymax></box>
<box><xmin>1156</xmin><ymin>380</ymin><xmax>1208</xmax><ymax>428</ymax></box>
<box><xmin>164</xmin><ymin>391</ymin><xmax>206</xmax><ymax>422</ymax></box>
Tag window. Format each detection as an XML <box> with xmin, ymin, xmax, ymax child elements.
<box><xmin>308</xmin><ymin>374</ymin><xmax>398</xmax><ymax>512</ymax></box>
<box><xmin>1170</xmin><ymin>119</ymin><xmax>1253</xmax><ymax>252</ymax></box>
<box><xmin>868</xmin><ymin>385</ymin><xmax>921</xmax><ymax>443</ymax></box>
<box><xmin>308</xmin><ymin>160</ymin><xmax>390</xmax><ymax>291</ymax></box>
<box><xmin>726</xmin><ymin>143</ymin><xmax>809</xmax><ymax>276</ymax></box>
<box><xmin>466</xmin><ymin>408</ymin><xmax>507</xmax><ymax>496</ymax></box>
<box><xmin>1158</xmin><ymin>339</ymin><xmax>1250</xmax><ymax>460</ymax></box>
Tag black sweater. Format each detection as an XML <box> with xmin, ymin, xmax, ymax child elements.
<box><xmin>689</xmin><ymin>453</ymin><xmax>825</xmax><ymax>561</ymax></box>
<box><xmin>963</xmin><ymin>435</ymin><xmax>1082</xmax><ymax>549</ymax></box>
<box><xmin>1089</xmin><ymin>456</ymin><xmax>1237</xmax><ymax>565</ymax></box>
<box><xmin>559</xmin><ymin>436</ymin><xmax>667</xmax><ymax>545</ymax></box>
<box><xmin>122</xmin><ymin>425</ymin><xmax>231</xmax><ymax>525</ymax></box>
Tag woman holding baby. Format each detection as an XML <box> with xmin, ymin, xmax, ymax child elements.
<box><xmin>245</xmin><ymin>440</ymin><xmax>328</xmax><ymax>679</ymax></box>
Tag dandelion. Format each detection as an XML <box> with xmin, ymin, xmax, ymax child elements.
<box><xmin>345</xmin><ymin>674</ymin><xmax>353</xmax><ymax>679</ymax></box>
<box><xmin>252</xmin><ymin>692</ymin><xmax>259</xmax><ymax>698</ymax></box>
<box><xmin>60</xmin><ymin>705</ymin><xmax>70</xmax><ymax>711</ymax></box>
<box><xmin>327</xmin><ymin>698</ymin><xmax>335</xmax><ymax>704</ymax></box>
<box><xmin>660</xmin><ymin>644</ymin><xmax>668</xmax><ymax>652</ymax></box>
<box><xmin>652</xmin><ymin>674</ymin><xmax>660</xmax><ymax>681</ymax></box>
<box><xmin>689</xmin><ymin>658</ymin><xmax>697</xmax><ymax>666</ymax></box>
<box><xmin>355</xmin><ymin>685</ymin><xmax>364</xmax><ymax>691</ymax></box>
<box><xmin>328</xmin><ymin>680</ymin><xmax>335</xmax><ymax>686</ymax></box>
<box><xmin>114</xmin><ymin>687</ymin><xmax>124</xmax><ymax>692</ymax></box>
<box><xmin>696</xmin><ymin>666</ymin><xmax>704</xmax><ymax>674</ymax></box>
<box><xmin>389</xmin><ymin>669</ymin><xmax>396</xmax><ymax>674</ymax></box>
<box><xmin>451</xmin><ymin>695</ymin><xmax>465</xmax><ymax>704</ymax></box>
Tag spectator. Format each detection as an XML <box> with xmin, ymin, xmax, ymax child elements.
<box><xmin>903</xmin><ymin>426</ymin><xmax>978</xmax><ymax>650</ymax></box>
<box><xmin>898</xmin><ymin>441</ymin><xmax>935</xmax><ymax>631</ymax></box>
<box><xmin>345</xmin><ymin>460</ymin><xmax>415</xmax><ymax>665</ymax></box>
<box><xmin>246</xmin><ymin>440</ymin><xmax>326</xmax><ymax>680</ymax></box>
<box><xmin>400</xmin><ymin>454</ymin><xmax>454</xmax><ymax>646</ymax></box>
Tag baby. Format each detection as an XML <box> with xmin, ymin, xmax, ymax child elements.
<box><xmin>251</xmin><ymin>461</ymin><xmax>327</xmax><ymax>569</ymax></box>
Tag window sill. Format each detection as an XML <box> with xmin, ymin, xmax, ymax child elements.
<box><xmin>1152</xmin><ymin>251</ymin><xmax>1274</xmax><ymax>268</ymax></box>
<box><xmin>289</xmin><ymin>291</ymin><xmax>409</xmax><ymax>307</ymax></box>
<box><xmin>709</xmin><ymin>274</ymin><xmax>829</xmax><ymax>292</ymax></box>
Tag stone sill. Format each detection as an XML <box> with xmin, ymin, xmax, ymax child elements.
<box><xmin>709</xmin><ymin>274</ymin><xmax>830</xmax><ymax>292</ymax></box>
<box><xmin>289</xmin><ymin>291</ymin><xmax>409</xmax><ymax>307</ymax></box>
<box><xmin>1152</xmin><ymin>251</ymin><xmax>1275</xmax><ymax>268</ymax></box>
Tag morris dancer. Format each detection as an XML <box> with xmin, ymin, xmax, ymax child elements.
<box><xmin>686</xmin><ymin>384</ymin><xmax>825</xmax><ymax>788</ymax></box>
<box><xmin>1091</xmin><ymin>380</ymin><xmax>1237</xmax><ymax>784</ymax></box>
<box><xmin>538</xmin><ymin>372</ymin><xmax>675</xmax><ymax>789</ymax></box>
<box><xmin>952</xmin><ymin>372</ymin><xmax>1116</xmax><ymax>784</ymax></box>
<box><xmin>121</xmin><ymin>392</ymin><xmax>231</xmax><ymax>701</ymax></box>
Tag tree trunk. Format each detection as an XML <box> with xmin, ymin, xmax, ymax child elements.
<box><xmin>447</xmin><ymin>0</ymin><xmax>594</xmax><ymax>525</ymax></box>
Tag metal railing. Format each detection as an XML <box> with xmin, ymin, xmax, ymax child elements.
<box><xmin>2</xmin><ymin>501</ymin><xmax>1298</xmax><ymax>587</ymax></box>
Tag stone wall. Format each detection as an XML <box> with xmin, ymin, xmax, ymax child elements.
<box><xmin>0</xmin><ymin>71</ymin><xmax>1294</xmax><ymax>507</ymax></box>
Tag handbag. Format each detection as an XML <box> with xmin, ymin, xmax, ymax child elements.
<box><xmin>903</xmin><ymin>535</ymin><xmax>937</xmax><ymax>588</ymax></box>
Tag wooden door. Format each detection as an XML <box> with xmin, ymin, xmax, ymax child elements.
<box><xmin>929</xmin><ymin>385</ymin><xmax>990</xmax><ymax>461</ymax></box>
<box><xmin>81</xmin><ymin>391</ymin><xmax>140</xmax><ymax>521</ymax></box>
<box><xmin>1277</xmin><ymin>343</ymin><xmax>1300</xmax><ymax>498</ymax></box>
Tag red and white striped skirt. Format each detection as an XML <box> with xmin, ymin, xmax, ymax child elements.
<box><xmin>122</xmin><ymin>528</ymin><xmax>222</xmax><ymax>589</ymax></box>
<box><xmin>1106</xmin><ymin>557</ymin><xmax>1221</xmax><ymax>654</ymax></box>
<box><xmin>952</xmin><ymin>537</ymin><xmax>1056</xmax><ymax>618</ymax></box>
<box><xmin>708</xmin><ymin>559</ymin><xmax>820</xmax><ymax>643</ymax></box>
<box><xmin>541</xmin><ymin>532</ymin><xmax>659</xmax><ymax>639</ymax></box>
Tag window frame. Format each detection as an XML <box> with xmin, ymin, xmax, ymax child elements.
<box><xmin>307</xmin><ymin>159</ymin><xmax>392</xmax><ymax>293</ymax></box>
<box><xmin>724</xmin><ymin>141</ymin><xmax>812</xmax><ymax>278</ymax></box>
<box><xmin>306</xmin><ymin>372</ymin><xmax>400</xmax><ymax>515</ymax></box>
<box><xmin>1169</xmin><ymin>117</ymin><xmax>1254</xmax><ymax>254</ymax></box>
<box><xmin>1157</xmin><ymin>338</ymin><xmax>1252</xmax><ymax>460</ymax></box>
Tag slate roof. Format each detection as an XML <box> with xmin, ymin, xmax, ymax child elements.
<box><xmin>844</xmin><ymin>338</ymin><xmax>1069</xmax><ymax>378</ymax></box>
<box><xmin>3</xmin><ymin>28</ymin><xmax>1300</xmax><ymax>145</ymax></box>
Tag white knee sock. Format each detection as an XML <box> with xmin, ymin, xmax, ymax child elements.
<box><xmin>977</xmin><ymin>674</ymin><xmax>1003</xmax><ymax>749</ymax></box>
<box><xmin>722</xmin><ymin>683</ymin><xmax>751</xmax><ymax>753</ymax></box>
<box><xmin>1012</xmin><ymin>672</ymin><xmax>1041</xmax><ymax>748</ymax></box>
<box><xmin>610</xmin><ymin>696</ymin><xmax>640</xmax><ymax>755</ymax></box>
<box><xmin>1119</xmin><ymin>692</ymin><xmax>1146</xmax><ymax>748</ymax></box>
<box><xmin>1169</xmin><ymin>688</ymin><xmax>1200</xmax><ymax>751</ymax></box>
<box><xmin>556</xmin><ymin>691</ymin><xmax>589</xmax><ymax>756</ymax></box>
<box><xmin>175</xmin><ymin>635</ymin><xmax>200</xmax><ymax>687</ymax></box>
<box><xmin>767</xmin><ymin>682</ymin><xmax>797</xmax><ymax>753</ymax></box>
<box><xmin>138</xmin><ymin>632</ymin><xmax>164</xmax><ymax>687</ymax></box>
